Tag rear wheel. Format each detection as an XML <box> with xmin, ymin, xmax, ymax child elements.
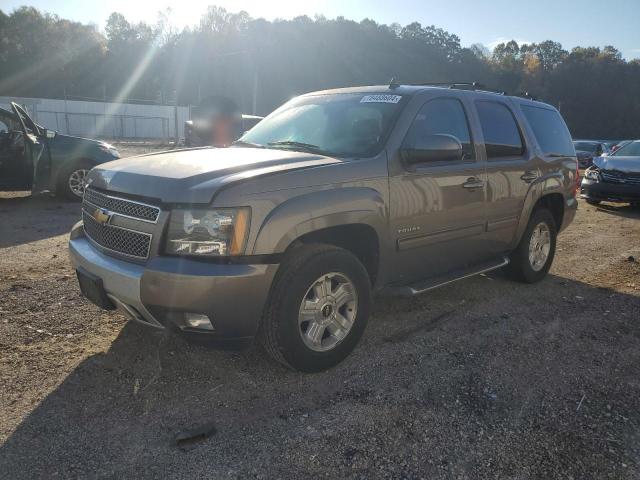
<box><xmin>260</xmin><ymin>244</ymin><xmax>371</xmax><ymax>372</ymax></box>
<box><xmin>57</xmin><ymin>160</ymin><xmax>92</xmax><ymax>201</ymax></box>
<box><xmin>508</xmin><ymin>208</ymin><xmax>557</xmax><ymax>283</ymax></box>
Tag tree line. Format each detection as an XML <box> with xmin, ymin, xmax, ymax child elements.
<box><xmin>1</xmin><ymin>6</ymin><xmax>639</xmax><ymax>139</ymax></box>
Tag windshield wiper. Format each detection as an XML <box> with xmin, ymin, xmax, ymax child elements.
<box><xmin>267</xmin><ymin>140</ymin><xmax>327</xmax><ymax>153</ymax></box>
<box><xmin>231</xmin><ymin>140</ymin><xmax>265</xmax><ymax>148</ymax></box>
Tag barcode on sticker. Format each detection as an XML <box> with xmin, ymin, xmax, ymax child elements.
<box><xmin>360</xmin><ymin>95</ymin><xmax>402</xmax><ymax>104</ymax></box>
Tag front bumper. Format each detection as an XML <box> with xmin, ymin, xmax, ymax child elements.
<box><xmin>581</xmin><ymin>179</ymin><xmax>640</xmax><ymax>203</ymax></box>
<box><xmin>69</xmin><ymin>225</ymin><xmax>278</xmax><ymax>348</ymax></box>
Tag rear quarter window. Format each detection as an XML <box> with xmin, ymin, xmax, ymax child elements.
<box><xmin>521</xmin><ymin>105</ymin><xmax>574</xmax><ymax>156</ymax></box>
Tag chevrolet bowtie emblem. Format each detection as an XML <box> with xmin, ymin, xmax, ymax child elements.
<box><xmin>92</xmin><ymin>208</ymin><xmax>111</xmax><ymax>225</ymax></box>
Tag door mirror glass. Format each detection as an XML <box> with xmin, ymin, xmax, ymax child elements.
<box><xmin>402</xmin><ymin>134</ymin><xmax>463</xmax><ymax>164</ymax></box>
<box><xmin>45</xmin><ymin>129</ymin><xmax>56</xmax><ymax>139</ymax></box>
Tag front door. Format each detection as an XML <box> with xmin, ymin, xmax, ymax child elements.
<box><xmin>11</xmin><ymin>102</ymin><xmax>49</xmax><ymax>193</ymax></box>
<box><xmin>0</xmin><ymin>108</ymin><xmax>31</xmax><ymax>190</ymax></box>
<box><xmin>389</xmin><ymin>96</ymin><xmax>488</xmax><ymax>284</ymax></box>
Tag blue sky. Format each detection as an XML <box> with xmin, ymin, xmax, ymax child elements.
<box><xmin>2</xmin><ymin>0</ymin><xmax>639</xmax><ymax>59</ymax></box>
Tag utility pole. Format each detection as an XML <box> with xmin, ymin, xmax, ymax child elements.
<box><xmin>252</xmin><ymin>65</ymin><xmax>258</xmax><ymax>115</ymax></box>
<box><xmin>173</xmin><ymin>90</ymin><xmax>179</xmax><ymax>146</ymax></box>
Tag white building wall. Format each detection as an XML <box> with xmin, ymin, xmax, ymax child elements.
<box><xmin>0</xmin><ymin>96</ymin><xmax>191</xmax><ymax>140</ymax></box>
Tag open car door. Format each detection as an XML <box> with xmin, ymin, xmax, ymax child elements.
<box><xmin>11</xmin><ymin>102</ymin><xmax>50</xmax><ymax>193</ymax></box>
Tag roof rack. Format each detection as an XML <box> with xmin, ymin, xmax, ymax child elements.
<box><xmin>406</xmin><ymin>82</ymin><xmax>507</xmax><ymax>95</ymax></box>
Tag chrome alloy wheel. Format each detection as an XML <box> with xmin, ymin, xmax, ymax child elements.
<box><xmin>298</xmin><ymin>272</ymin><xmax>358</xmax><ymax>352</ymax></box>
<box><xmin>68</xmin><ymin>169</ymin><xmax>90</xmax><ymax>197</ymax></box>
<box><xmin>528</xmin><ymin>222</ymin><xmax>551</xmax><ymax>272</ymax></box>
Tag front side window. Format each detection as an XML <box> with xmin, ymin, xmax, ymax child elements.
<box><xmin>239</xmin><ymin>93</ymin><xmax>406</xmax><ymax>158</ymax></box>
<box><xmin>573</xmin><ymin>142</ymin><xmax>602</xmax><ymax>155</ymax></box>
<box><xmin>476</xmin><ymin>101</ymin><xmax>525</xmax><ymax>159</ymax></box>
<box><xmin>521</xmin><ymin>105</ymin><xmax>574</xmax><ymax>156</ymax></box>
<box><xmin>402</xmin><ymin>97</ymin><xmax>475</xmax><ymax>161</ymax></box>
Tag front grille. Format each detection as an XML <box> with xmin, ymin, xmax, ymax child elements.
<box><xmin>82</xmin><ymin>211</ymin><xmax>152</xmax><ymax>259</ymax></box>
<box><xmin>601</xmin><ymin>170</ymin><xmax>640</xmax><ymax>185</ymax></box>
<box><xmin>83</xmin><ymin>188</ymin><xmax>160</xmax><ymax>223</ymax></box>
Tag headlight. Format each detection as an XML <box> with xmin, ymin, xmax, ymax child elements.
<box><xmin>584</xmin><ymin>168</ymin><xmax>600</xmax><ymax>182</ymax></box>
<box><xmin>165</xmin><ymin>208</ymin><xmax>250</xmax><ymax>256</ymax></box>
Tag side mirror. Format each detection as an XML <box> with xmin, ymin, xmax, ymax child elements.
<box><xmin>401</xmin><ymin>134</ymin><xmax>463</xmax><ymax>165</ymax></box>
<box><xmin>45</xmin><ymin>129</ymin><xmax>56</xmax><ymax>139</ymax></box>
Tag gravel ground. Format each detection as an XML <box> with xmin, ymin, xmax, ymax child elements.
<box><xmin>0</xmin><ymin>148</ymin><xmax>639</xmax><ymax>478</ymax></box>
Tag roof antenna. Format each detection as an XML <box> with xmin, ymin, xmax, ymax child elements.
<box><xmin>389</xmin><ymin>77</ymin><xmax>400</xmax><ymax>89</ymax></box>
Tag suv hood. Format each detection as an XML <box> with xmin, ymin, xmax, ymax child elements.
<box><xmin>87</xmin><ymin>147</ymin><xmax>342</xmax><ymax>204</ymax></box>
<box><xmin>593</xmin><ymin>155</ymin><xmax>640</xmax><ymax>173</ymax></box>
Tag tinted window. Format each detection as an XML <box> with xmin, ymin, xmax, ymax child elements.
<box><xmin>476</xmin><ymin>101</ymin><xmax>524</xmax><ymax>159</ymax></box>
<box><xmin>403</xmin><ymin>98</ymin><xmax>475</xmax><ymax>161</ymax></box>
<box><xmin>573</xmin><ymin>141</ymin><xmax>601</xmax><ymax>154</ymax></box>
<box><xmin>613</xmin><ymin>141</ymin><xmax>640</xmax><ymax>156</ymax></box>
<box><xmin>521</xmin><ymin>105</ymin><xmax>574</xmax><ymax>156</ymax></box>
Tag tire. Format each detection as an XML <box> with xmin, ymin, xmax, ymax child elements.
<box><xmin>507</xmin><ymin>208</ymin><xmax>557</xmax><ymax>284</ymax></box>
<box><xmin>57</xmin><ymin>160</ymin><xmax>92</xmax><ymax>201</ymax></box>
<box><xmin>260</xmin><ymin>244</ymin><xmax>371</xmax><ymax>373</ymax></box>
<box><xmin>586</xmin><ymin>199</ymin><xmax>601</xmax><ymax>206</ymax></box>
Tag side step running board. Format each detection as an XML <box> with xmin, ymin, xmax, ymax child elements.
<box><xmin>382</xmin><ymin>256</ymin><xmax>510</xmax><ymax>297</ymax></box>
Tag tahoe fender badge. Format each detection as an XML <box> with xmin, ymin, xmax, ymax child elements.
<box><xmin>398</xmin><ymin>226</ymin><xmax>420</xmax><ymax>234</ymax></box>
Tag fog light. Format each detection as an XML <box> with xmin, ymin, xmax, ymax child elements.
<box><xmin>184</xmin><ymin>313</ymin><xmax>214</xmax><ymax>331</ymax></box>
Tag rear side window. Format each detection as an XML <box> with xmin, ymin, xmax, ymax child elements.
<box><xmin>521</xmin><ymin>105</ymin><xmax>574</xmax><ymax>156</ymax></box>
<box><xmin>476</xmin><ymin>101</ymin><xmax>524</xmax><ymax>159</ymax></box>
<box><xmin>403</xmin><ymin>97</ymin><xmax>475</xmax><ymax>161</ymax></box>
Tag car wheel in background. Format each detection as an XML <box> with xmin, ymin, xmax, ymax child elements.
<box><xmin>57</xmin><ymin>160</ymin><xmax>92</xmax><ymax>201</ymax></box>
<box><xmin>260</xmin><ymin>244</ymin><xmax>371</xmax><ymax>373</ymax></box>
<box><xmin>507</xmin><ymin>208</ymin><xmax>557</xmax><ymax>284</ymax></box>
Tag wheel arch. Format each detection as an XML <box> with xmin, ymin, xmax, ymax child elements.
<box><xmin>252</xmin><ymin>187</ymin><xmax>390</xmax><ymax>287</ymax></box>
<box><xmin>513</xmin><ymin>176</ymin><xmax>566</xmax><ymax>248</ymax></box>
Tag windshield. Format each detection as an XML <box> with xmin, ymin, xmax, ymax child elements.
<box><xmin>612</xmin><ymin>141</ymin><xmax>640</xmax><ymax>156</ymax></box>
<box><xmin>238</xmin><ymin>93</ymin><xmax>406</xmax><ymax>157</ymax></box>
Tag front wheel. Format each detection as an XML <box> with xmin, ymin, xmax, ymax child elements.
<box><xmin>260</xmin><ymin>244</ymin><xmax>371</xmax><ymax>372</ymax></box>
<box><xmin>507</xmin><ymin>208</ymin><xmax>557</xmax><ymax>283</ymax></box>
<box><xmin>57</xmin><ymin>160</ymin><xmax>92</xmax><ymax>201</ymax></box>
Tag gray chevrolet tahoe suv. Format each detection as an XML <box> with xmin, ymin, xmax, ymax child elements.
<box><xmin>69</xmin><ymin>84</ymin><xmax>578</xmax><ymax>372</ymax></box>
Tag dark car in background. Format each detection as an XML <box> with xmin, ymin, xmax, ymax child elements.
<box><xmin>0</xmin><ymin>102</ymin><xmax>120</xmax><ymax>200</ymax></box>
<box><xmin>185</xmin><ymin>113</ymin><xmax>263</xmax><ymax>147</ymax></box>
<box><xmin>184</xmin><ymin>96</ymin><xmax>263</xmax><ymax>147</ymax></box>
<box><xmin>581</xmin><ymin>140</ymin><xmax>640</xmax><ymax>206</ymax></box>
<box><xmin>573</xmin><ymin>140</ymin><xmax>610</xmax><ymax>168</ymax></box>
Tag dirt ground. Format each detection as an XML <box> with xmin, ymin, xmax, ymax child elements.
<box><xmin>0</xmin><ymin>148</ymin><xmax>639</xmax><ymax>478</ymax></box>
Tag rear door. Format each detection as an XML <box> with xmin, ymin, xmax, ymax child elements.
<box><xmin>475</xmin><ymin>100</ymin><xmax>534</xmax><ymax>254</ymax></box>
<box><xmin>389</xmin><ymin>95</ymin><xmax>488</xmax><ymax>284</ymax></box>
<box><xmin>11</xmin><ymin>102</ymin><xmax>50</xmax><ymax>193</ymax></box>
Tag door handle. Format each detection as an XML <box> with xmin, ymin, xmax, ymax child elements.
<box><xmin>520</xmin><ymin>172</ymin><xmax>538</xmax><ymax>183</ymax></box>
<box><xmin>462</xmin><ymin>177</ymin><xmax>484</xmax><ymax>189</ymax></box>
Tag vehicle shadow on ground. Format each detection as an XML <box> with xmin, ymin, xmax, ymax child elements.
<box><xmin>594</xmin><ymin>202</ymin><xmax>640</xmax><ymax>220</ymax></box>
<box><xmin>0</xmin><ymin>193</ymin><xmax>80</xmax><ymax>248</ymax></box>
<box><xmin>1</xmin><ymin>272</ymin><xmax>639</xmax><ymax>478</ymax></box>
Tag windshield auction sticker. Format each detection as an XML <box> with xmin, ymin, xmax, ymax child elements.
<box><xmin>360</xmin><ymin>94</ymin><xmax>402</xmax><ymax>104</ymax></box>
